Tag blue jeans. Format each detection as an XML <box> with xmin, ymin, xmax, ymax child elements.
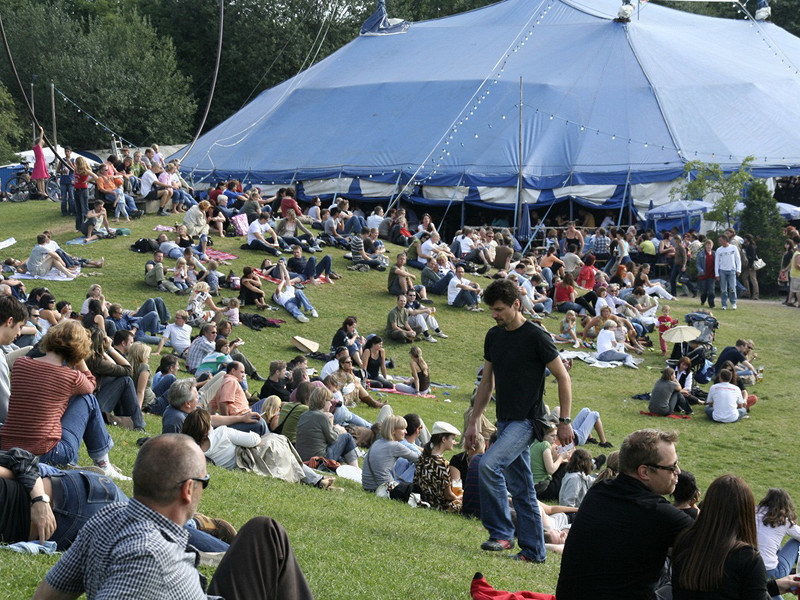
<box><xmin>705</xmin><ymin>405</ymin><xmax>747</xmax><ymax>422</ymax></box>
<box><xmin>282</xmin><ymin>290</ymin><xmax>314</xmax><ymax>318</ymax></box>
<box><xmin>343</xmin><ymin>215</ymin><xmax>367</xmax><ymax>235</ymax></box>
<box><xmin>333</xmin><ymin>405</ymin><xmax>371</xmax><ymax>428</ymax></box>
<box><xmin>326</xmin><ymin>432</ymin><xmax>357</xmax><ymax>463</ymax></box>
<box><xmin>172</xmin><ymin>188</ymin><xmax>197</xmax><ymax>209</ymax></box>
<box><xmin>533</xmin><ymin>297</ymin><xmax>553</xmax><ymax>314</ymax></box>
<box><xmin>698</xmin><ymin>278</ymin><xmax>715</xmax><ymax>307</ymax></box>
<box><xmin>95</xmin><ymin>376</ymin><xmax>146</xmax><ymax>429</ymax></box>
<box><xmin>479</xmin><ymin>419</ymin><xmax>546</xmax><ymax>562</ymax></box>
<box><xmin>597</xmin><ymin>349</ymin><xmax>636</xmax><ymax>367</ymax></box>
<box><xmin>39</xmin><ymin>394</ymin><xmax>114</xmax><ymax>466</ymax></box>
<box><xmin>765</xmin><ymin>538</ymin><xmax>800</xmax><ymax>583</ymax></box>
<box><xmin>47</xmin><ymin>470</ymin><xmax>127</xmax><ymax>550</ymax></box>
<box><xmin>136</xmin><ymin>298</ymin><xmax>170</xmax><ymax>323</ymax></box>
<box><xmin>149</xmin><ymin>373</ymin><xmax>176</xmax><ymax>415</ymax></box>
<box><xmin>230</xmin><ymin>418</ymin><xmax>268</xmax><ymax>436</ymax></box>
<box><xmin>540</xmin><ymin>267</ymin><xmax>553</xmax><ymax>287</ymax></box>
<box><xmin>572</xmin><ymin>407</ymin><xmax>599</xmax><ymax>445</ymax></box>
<box><xmin>74</xmin><ymin>188</ymin><xmax>89</xmax><ymax>231</ymax></box>
<box><xmin>60</xmin><ymin>182</ymin><xmax>75</xmax><ymax>216</ymax></box>
<box><xmin>427</xmin><ymin>272</ymin><xmax>454</xmax><ymax>295</ymax></box>
<box><xmin>132</xmin><ymin>310</ymin><xmax>162</xmax><ymax>344</ymax></box>
<box><xmin>557</xmin><ymin>301</ymin><xmax>586</xmax><ymax>315</ymax></box>
<box><xmin>451</xmin><ymin>288</ymin><xmax>478</xmax><ymax>308</ymax></box>
<box><xmin>718</xmin><ymin>269</ymin><xmax>737</xmax><ymax>307</ymax></box>
<box><xmin>300</xmin><ymin>255</ymin><xmax>332</xmax><ymax>280</ymax></box>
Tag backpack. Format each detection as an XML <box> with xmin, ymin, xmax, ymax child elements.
<box><xmin>130</xmin><ymin>238</ymin><xmax>159</xmax><ymax>253</ymax></box>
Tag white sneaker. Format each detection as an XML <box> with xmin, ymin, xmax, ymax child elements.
<box><xmin>424</xmin><ymin>335</ymin><xmax>438</xmax><ymax>343</ymax></box>
<box><xmin>310</xmin><ymin>309</ymin><xmax>319</xmax><ymax>318</ymax></box>
<box><xmin>721</xmin><ymin>306</ymin><xmax>727</xmax><ymax>310</ymax></box>
<box><xmin>731</xmin><ymin>304</ymin><xmax>737</xmax><ymax>310</ymax></box>
<box><xmin>436</xmin><ymin>331</ymin><xmax>449</xmax><ymax>338</ymax></box>
<box><xmin>296</xmin><ymin>314</ymin><xmax>310</xmax><ymax>323</ymax></box>
<box><xmin>100</xmin><ymin>462</ymin><xmax>131</xmax><ymax>481</ymax></box>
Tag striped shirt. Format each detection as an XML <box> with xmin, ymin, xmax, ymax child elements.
<box><xmin>1</xmin><ymin>356</ymin><xmax>95</xmax><ymax>455</ymax></box>
<box><xmin>45</xmin><ymin>498</ymin><xmax>216</xmax><ymax>599</ymax></box>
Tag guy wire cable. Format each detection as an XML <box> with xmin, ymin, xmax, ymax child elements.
<box><xmin>0</xmin><ymin>10</ymin><xmax>72</xmax><ymax>172</ymax></box>
<box><xmin>180</xmin><ymin>0</ymin><xmax>225</xmax><ymax>162</ymax></box>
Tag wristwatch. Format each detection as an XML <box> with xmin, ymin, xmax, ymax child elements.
<box><xmin>31</xmin><ymin>494</ymin><xmax>51</xmax><ymax>505</ymax></box>
<box><xmin>558</xmin><ymin>417</ymin><xmax>572</xmax><ymax>424</ymax></box>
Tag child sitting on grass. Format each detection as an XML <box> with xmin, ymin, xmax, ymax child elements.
<box><xmin>553</xmin><ymin>309</ymin><xmax>580</xmax><ymax>348</ymax></box>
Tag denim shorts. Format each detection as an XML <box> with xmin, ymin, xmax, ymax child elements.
<box><xmin>48</xmin><ymin>470</ymin><xmax>127</xmax><ymax>550</ymax></box>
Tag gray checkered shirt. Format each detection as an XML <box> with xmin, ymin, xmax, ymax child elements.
<box><xmin>45</xmin><ymin>498</ymin><xmax>218</xmax><ymax>599</ymax></box>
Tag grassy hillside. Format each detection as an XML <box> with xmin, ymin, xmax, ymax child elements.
<box><xmin>1</xmin><ymin>200</ymin><xmax>796</xmax><ymax>599</ymax></box>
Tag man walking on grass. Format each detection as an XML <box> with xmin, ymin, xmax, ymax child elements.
<box><xmin>464</xmin><ymin>278</ymin><xmax>574</xmax><ymax>563</ymax></box>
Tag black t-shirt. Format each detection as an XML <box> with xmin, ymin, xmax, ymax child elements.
<box><xmin>557</xmin><ymin>474</ymin><xmax>693</xmax><ymax>599</ymax></box>
<box><xmin>0</xmin><ymin>478</ymin><xmax>31</xmax><ymax>545</ymax></box>
<box><xmin>448</xmin><ymin>451</ymin><xmax>469</xmax><ymax>480</ymax></box>
<box><xmin>331</xmin><ymin>329</ymin><xmax>352</xmax><ymax>353</ymax></box>
<box><xmin>483</xmin><ymin>320</ymin><xmax>558</xmax><ymax>422</ymax></box>
<box><xmin>714</xmin><ymin>346</ymin><xmax>745</xmax><ymax>372</ymax></box>
<box><xmin>672</xmin><ymin>545</ymin><xmax>769</xmax><ymax>600</ymax></box>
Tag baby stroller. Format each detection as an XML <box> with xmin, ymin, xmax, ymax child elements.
<box><xmin>683</xmin><ymin>311</ymin><xmax>719</xmax><ymax>344</ymax></box>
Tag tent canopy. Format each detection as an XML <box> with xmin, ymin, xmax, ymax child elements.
<box><xmin>175</xmin><ymin>0</ymin><xmax>800</xmax><ymax>209</ymax></box>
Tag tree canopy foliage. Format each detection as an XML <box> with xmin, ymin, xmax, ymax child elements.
<box><xmin>0</xmin><ymin>0</ymin><xmax>195</xmax><ymax>149</ymax></box>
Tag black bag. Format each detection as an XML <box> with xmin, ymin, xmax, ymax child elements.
<box><xmin>388</xmin><ymin>481</ymin><xmax>413</xmax><ymax>502</ymax></box>
<box><xmin>130</xmin><ymin>238</ymin><xmax>159</xmax><ymax>253</ymax></box>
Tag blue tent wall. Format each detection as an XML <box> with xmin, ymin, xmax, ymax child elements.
<box><xmin>175</xmin><ymin>0</ymin><xmax>800</xmax><ymax>208</ymax></box>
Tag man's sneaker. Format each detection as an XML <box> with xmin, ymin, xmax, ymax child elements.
<box><xmin>99</xmin><ymin>462</ymin><xmax>131</xmax><ymax>481</ymax></box>
<box><xmin>424</xmin><ymin>335</ymin><xmax>438</xmax><ymax>343</ymax></box>
<box><xmin>308</xmin><ymin>246</ymin><xmax>317</xmax><ymax>253</ymax></box>
<box><xmin>419</xmin><ymin>298</ymin><xmax>434</xmax><ymax>305</ymax></box>
<box><xmin>481</xmin><ymin>539</ymin><xmax>515</xmax><ymax>552</ymax></box>
<box><xmin>296</xmin><ymin>314</ymin><xmax>310</xmax><ymax>323</ymax></box>
<box><xmin>310</xmin><ymin>309</ymin><xmax>319</xmax><ymax>318</ymax></box>
<box><xmin>193</xmin><ymin>512</ymin><xmax>237</xmax><ymax>543</ymax></box>
<box><xmin>593</xmin><ymin>454</ymin><xmax>607</xmax><ymax>470</ymax></box>
<box><xmin>436</xmin><ymin>331</ymin><xmax>449</xmax><ymax>338</ymax></box>
<box><xmin>731</xmin><ymin>304</ymin><xmax>737</xmax><ymax>310</ymax></box>
<box><xmin>157</xmin><ymin>209</ymin><xmax>166</xmax><ymax>216</ymax></box>
<box><xmin>721</xmin><ymin>306</ymin><xmax>727</xmax><ymax>310</ymax></box>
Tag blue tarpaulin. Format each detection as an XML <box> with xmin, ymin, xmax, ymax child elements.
<box><xmin>175</xmin><ymin>0</ymin><xmax>800</xmax><ymax>209</ymax></box>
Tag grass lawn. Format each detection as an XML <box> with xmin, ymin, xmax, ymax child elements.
<box><xmin>1</xmin><ymin>199</ymin><xmax>797</xmax><ymax>599</ymax></box>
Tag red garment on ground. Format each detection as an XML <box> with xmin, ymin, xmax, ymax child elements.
<box><xmin>470</xmin><ymin>573</ymin><xmax>556</xmax><ymax>600</ymax></box>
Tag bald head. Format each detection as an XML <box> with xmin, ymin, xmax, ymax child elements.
<box><xmin>133</xmin><ymin>434</ymin><xmax>205</xmax><ymax>506</ymax></box>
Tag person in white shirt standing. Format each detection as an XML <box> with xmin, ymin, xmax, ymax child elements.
<box><xmin>714</xmin><ymin>235</ymin><xmax>741</xmax><ymax>310</ymax></box>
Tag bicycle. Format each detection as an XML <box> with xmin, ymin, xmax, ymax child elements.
<box><xmin>3</xmin><ymin>161</ymin><xmax>60</xmax><ymax>203</ymax></box>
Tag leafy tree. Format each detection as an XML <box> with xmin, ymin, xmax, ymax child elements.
<box><xmin>739</xmin><ymin>179</ymin><xmax>785</xmax><ymax>289</ymax></box>
<box><xmin>669</xmin><ymin>158</ymin><xmax>754</xmax><ymax>228</ymax></box>
<box><xmin>0</xmin><ymin>81</ymin><xmax>24</xmax><ymax>163</ymax></box>
<box><xmin>0</xmin><ymin>0</ymin><xmax>196</xmax><ymax>149</ymax></box>
<box><xmin>134</xmin><ymin>0</ymin><xmax>371</xmax><ymax>132</ymax></box>
<box><xmin>385</xmin><ymin>0</ymin><xmax>494</xmax><ymax>21</ymax></box>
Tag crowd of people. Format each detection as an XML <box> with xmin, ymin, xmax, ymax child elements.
<box><xmin>0</xmin><ymin>180</ymin><xmax>796</xmax><ymax>600</ymax></box>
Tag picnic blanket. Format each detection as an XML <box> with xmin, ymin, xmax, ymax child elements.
<box><xmin>206</xmin><ymin>248</ymin><xmax>238</xmax><ymax>262</ymax></box>
<box><xmin>640</xmin><ymin>411</ymin><xmax>692</xmax><ymax>419</ymax></box>
<box><xmin>371</xmin><ymin>385</ymin><xmax>436</xmax><ymax>399</ymax></box>
<box><xmin>0</xmin><ymin>237</ymin><xmax>16</xmax><ymax>250</ymax></box>
<box><xmin>153</xmin><ymin>224</ymin><xmax>175</xmax><ymax>231</ymax></box>
<box><xmin>14</xmin><ymin>266</ymin><xmax>82</xmax><ymax>280</ymax></box>
<box><xmin>66</xmin><ymin>237</ymin><xmax>99</xmax><ymax>245</ymax></box>
<box><xmin>254</xmin><ymin>268</ymin><xmax>333</xmax><ymax>285</ymax></box>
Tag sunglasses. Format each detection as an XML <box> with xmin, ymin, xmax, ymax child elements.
<box><xmin>646</xmin><ymin>460</ymin><xmax>679</xmax><ymax>473</ymax></box>
<box><xmin>180</xmin><ymin>474</ymin><xmax>210</xmax><ymax>489</ymax></box>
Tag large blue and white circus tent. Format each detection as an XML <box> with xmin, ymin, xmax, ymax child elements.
<box><xmin>176</xmin><ymin>0</ymin><xmax>800</xmax><ymax>216</ymax></box>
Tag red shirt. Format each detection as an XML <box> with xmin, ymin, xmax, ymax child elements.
<box><xmin>1</xmin><ymin>356</ymin><xmax>96</xmax><ymax>455</ymax></box>
<box><xmin>555</xmin><ymin>283</ymin><xmax>574</xmax><ymax>304</ymax></box>
<box><xmin>280</xmin><ymin>197</ymin><xmax>303</xmax><ymax>217</ymax></box>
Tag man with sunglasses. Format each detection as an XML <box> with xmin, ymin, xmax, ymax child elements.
<box><xmin>556</xmin><ymin>428</ymin><xmax>693</xmax><ymax>599</ymax></box>
<box><xmin>33</xmin><ymin>434</ymin><xmax>313</xmax><ymax>600</ymax></box>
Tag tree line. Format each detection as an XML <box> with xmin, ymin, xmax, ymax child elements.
<box><xmin>0</xmin><ymin>0</ymin><xmax>796</xmax><ymax>162</ymax></box>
